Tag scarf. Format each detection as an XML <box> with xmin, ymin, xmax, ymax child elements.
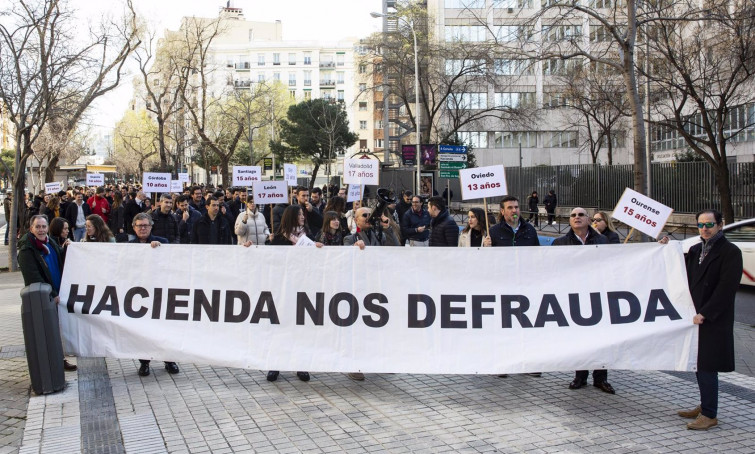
<box><xmin>288</xmin><ymin>226</ymin><xmax>306</xmax><ymax>244</ymax></box>
<box><xmin>699</xmin><ymin>230</ymin><xmax>724</xmax><ymax>265</ymax></box>
<box><xmin>321</xmin><ymin>230</ymin><xmax>343</xmax><ymax>246</ymax></box>
<box><xmin>29</xmin><ymin>233</ymin><xmax>50</xmax><ymax>255</ymax></box>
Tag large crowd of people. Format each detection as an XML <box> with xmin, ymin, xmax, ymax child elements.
<box><xmin>10</xmin><ymin>182</ymin><xmax>741</xmax><ymax>431</ymax></box>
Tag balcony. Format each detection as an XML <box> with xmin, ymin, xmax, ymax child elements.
<box><xmin>320</xmin><ymin>80</ymin><xmax>336</xmax><ymax>87</ymax></box>
<box><xmin>234</xmin><ymin>80</ymin><xmax>252</xmax><ymax>89</ymax></box>
<box><xmin>288</xmin><ymin>80</ymin><xmax>297</xmax><ymax>86</ymax></box>
<box><xmin>304</xmin><ymin>80</ymin><xmax>312</xmax><ymax>86</ymax></box>
<box><xmin>235</xmin><ymin>62</ymin><xmax>250</xmax><ymax>71</ymax></box>
<box><xmin>319</xmin><ymin>61</ymin><xmax>336</xmax><ymax>68</ymax></box>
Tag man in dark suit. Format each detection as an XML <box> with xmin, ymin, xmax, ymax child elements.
<box><xmin>678</xmin><ymin>209</ymin><xmax>742</xmax><ymax>430</ymax></box>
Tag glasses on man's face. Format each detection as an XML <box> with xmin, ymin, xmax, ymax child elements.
<box><xmin>134</xmin><ymin>224</ymin><xmax>151</xmax><ymax>229</ymax></box>
<box><xmin>697</xmin><ymin>222</ymin><xmax>716</xmax><ymax>229</ymax></box>
<box><xmin>360</xmin><ymin>213</ymin><xmax>370</xmax><ymax>218</ymax></box>
<box><xmin>570</xmin><ymin>212</ymin><xmax>587</xmax><ymax>218</ymax></box>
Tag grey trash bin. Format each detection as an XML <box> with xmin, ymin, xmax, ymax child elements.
<box><xmin>20</xmin><ymin>282</ymin><xmax>66</xmax><ymax>395</ymax></box>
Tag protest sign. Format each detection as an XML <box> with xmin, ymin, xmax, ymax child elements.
<box><xmin>459</xmin><ymin>165</ymin><xmax>508</xmax><ymax>200</ymax></box>
<box><xmin>284</xmin><ymin>164</ymin><xmax>297</xmax><ymax>187</ymax></box>
<box><xmin>233</xmin><ymin>166</ymin><xmax>262</xmax><ymax>186</ymax></box>
<box><xmin>86</xmin><ymin>173</ymin><xmax>104</xmax><ymax>186</ymax></box>
<box><xmin>44</xmin><ymin>182</ymin><xmax>61</xmax><ymax>194</ymax></box>
<box><xmin>343</xmin><ymin>159</ymin><xmax>379</xmax><ymax>185</ymax></box>
<box><xmin>612</xmin><ymin>188</ymin><xmax>674</xmax><ymax>239</ymax></box>
<box><xmin>142</xmin><ymin>173</ymin><xmax>171</xmax><ymax>193</ymax></box>
<box><xmin>252</xmin><ymin>180</ymin><xmax>287</xmax><ymax>204</ymax></box>
<box><xmin>347</xmin><ymin>184</ymin><xmax>362</xmax><ymax>203</ymax></box>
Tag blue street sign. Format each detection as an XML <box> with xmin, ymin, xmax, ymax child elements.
<box><xmin>438</xmin><ymin>145</ymin><xmax>467</xmax><ymax>154</ymax></box>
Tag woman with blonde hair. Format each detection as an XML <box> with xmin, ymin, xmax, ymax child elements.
<box><xmin>592</xmin><ymin>211</ymin><xmax>620</xmax><ymax>244</ymax></box>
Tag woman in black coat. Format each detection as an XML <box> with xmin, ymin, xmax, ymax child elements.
<box><xmin>678</xmin><ymin>209</ymin><xmax>742</xmax><ymax>430</ymax></box>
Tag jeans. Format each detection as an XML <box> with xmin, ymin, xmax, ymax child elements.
<box><xmin>73</xmin><ymin>227</ymin><xmax>86</xmax><ymax>242</ymax></box>
<box><xmin>3</xmin><ymin>223</ymin><xmax>8</xmax><ymax>245</ymax></box>
<box><xmin>697</xmin><ymin>371</ymin><xmax>718</xmax><ymax>418</ymax></box>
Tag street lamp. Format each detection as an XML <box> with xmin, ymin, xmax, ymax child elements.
<box><xmin>371</xmin><ymin>11</ymin><xmax>421</xmax><ymax>196</ymax></box>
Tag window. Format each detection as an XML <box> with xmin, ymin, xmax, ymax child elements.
<box><xmin>543</xmin><ymin>92</ymin><xmax>573</xmax><ymax>108</ymax></box>
<box><xmin>288</xmin><ymin>53</ymin><xmax>296</xmax><ymax>65</ymax></box>
<box><xmin>542</xmin><ymin>58</ymin><xmax>581</xmax><ymax>76</ymax></box>
<box><xmin>601</xmin><ymin>132</ymin><xmax>626</xmax><ymax>148</ymax></box>
<box><xmin>445</xmin><ymin>0</ymin><xmax>485</xmax><ymax>7</ymax></box>
<box><xmin>337</xmin><ymin>90</ymin><xmax>344</xmax><ymax>101</ymax></box>
<box><xmin>273</xmin><ymin>72</ymin><xmax>281</xmax><ymax>81</ymax></box>
<box><xmin>337</xmin><ymin>71</ymin><xmax>345</xmax><ymax>84</ymax></box>
<box><xmin>374</xmin><ymin>139</ymin><xmax>384</xmax><ymax>149</ymax></box>
<box><xmin>289</xmin><ymin>90</ymin><xmax>296</xmax><ymax>99</ymax></box>
<box><xmin>273</xmin><ymin>53</ymin><xmax>280</xmax><ymax>65</ymax></box>
<box><xmin>360</xmin><ymin>121</ymin><xmax>367</xmax><ymax>130</ymax></box>
<box><xmin>543</xmin><ymin>25</ymin><xmax>582</xmax><ymax>42</ymax></box>
<box><xmin>590</xmin><ymin>25</ymin><xmax>611</xmax><ymax>42</ymax></box>
<box><xmin>494</xmin><ymin>59</ymin><xmax>534</xmax><ymax>75</ymax></box>
<box><xmin>447</xmin><ymin>93</ymin><xmax>488</xmax><ymax>110</ymax></box>
<box><xmin>589</xmin><ymin>0</ymin><xmax>626</xmax><ymax>8</ymax></box>
<box><xmin>257</xmin><ymin>53</ymin><xmax>265</xmax><ymax>66</ymax></box>
<box><xmin>376</xmin><ymin>120</ymin><xmax>384</xmax><ymax>129</ymax></box>
<box><xmin>359</xmin><ymin>83</ymin><xmax>367</xmax><ymax>92</ymax></box>
<box><xmin>494</xmin><ymin>0</ymin><xmax>534</xmax><ymax>8</ymax></box>
<box><xmin>336</xmin><ymin>53</ymin><xmax>345</xmax><ymax>66</ymax></box>
<box><xmin>359</xmin><ymin>102</ymin><xmax>368</xmax><ymax>111</ymax></box>
<box><xmin>494</xmin><ymin>131</ymin><xmax>537</xmax><ymax>148</ymax></box>
<box><xmin>445</xmin><ymin>26</ymin><xmax>487</xmax><ymax>42</ymax></box>
<box><xmin>445</xmin><ymin>59</ymin><xmax>486</xmax><ymax>76</ymax></box>
<box><xmin>304</xmin><ymin>70</ymin><xmax>312</xmax><ymax>86</ymax></box>
<box><xmin>494</xmin><ymin>92</ymin><xmax>535</xmax><ymax>108</ymax></box>
<box><xmin>360</xmin><ymin>139</ymin><xmax>368</xmax><ymax>149</ymax></box>
<box><xmin>303</xmin><ymin>90</ymin><xmax>312</xmax><ymax>100</ymax></box>
<box><xmin>257</xmin><ymin>73</ymin><xmax>265</xmax><ymax>83</ymax></box>
<box><xmin>543</xmin><ymin>131</ymin><xmax>578</xmax><ymax>148</ymax></box>
<box><xmin>304</xmin><ymin>52</ymin><xmax>312</xmax><ymax>65</ymax></box>
<box><xmin>288</xmin><ymin>72</ymin><xmax>296</xmax><ymax>86</ymax></box>
<box><xmin>495</xmin><ymin>25</ymin><xmax>533</xmax><ymax>42</ymax></box>
<box><xmin>457</xmin><ymin>131</ymin><xmax>488</xmax><ymax>148</ymax></box>
<box><xmin>359</xmin><ymin>64</ymin><xmax>367</xmax><ymax>74</ymax></box>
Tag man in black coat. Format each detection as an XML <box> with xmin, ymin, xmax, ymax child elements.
<box><xmin>191</xmin><ymin>196</ymin><xmax>232</xmax><ymax>245</ymax></box>
<box><xmin>427</xmin><ymin>196</ymin><xmax>458</xmax><ymax>247</ymax></box>
<box><xmin>123</xmin><ymin>190</ymin><xmax>147</xmax><ymax>240</ymax></box>
<box><xmin>678</xmin><ymin>209</ymin><xmax>742</xmax><ymax>430</ymax></box>
<box><xmin>552</xmin><ymin>207</ymin><xmax>614</xmax><ymax>393</ymax></box>
<box><xmin>151</xmin><ymin>194</ymin><xmax>180</xmax><ymax>244</ymax></box>
<box><xmin>543</xmin><ymin>189</ymin><xmax>557</xmax><ymax>225</ymax></box>
<box><xmin>485</xmin><ymin>196</ymin><xmax>539</xmax><ymax>247</ymax></box>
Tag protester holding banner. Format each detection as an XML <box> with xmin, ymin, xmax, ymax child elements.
<box><xmin>315</xmin><ymin>211</ymin><xmax>345</xmax><ymax>246</ymax></box>
<box><xmin>191</xmin><ymin>196</ymin><xmax>232</xmax><ymax>245</ymax></box>
<box><xmin>401</xmin><ymin>196</ymin><xmax>431</xmax><ymax>246</ymax></box>
<box><xmin>323</xmin><ymin>196</ymin><xmax>350</xmax><ymax>237</ymax></box>
<box><xmin>483</xmin><ymin>196</ymin><xmax>539</xmax><ymax>247</ymax></box>
<box><xmin>82</xmin><ymin>215</ymin><xmax>116</xmax><ymax>243</ymax></box>
<box><xmin>591</xmin><ymin>211</ymin><xmax>620</xmax><ymax>244</ymax></box>
<box><xmin>427</xmin><ymin>197</ymin><xmax>459</xmax><ymax>247</ymax></box>
<box><xmin>49</xmin><ymin>217</ymin><xmax>72</xmax><ymax>250</ymax></box>
<box><xmin>678</xmin><ymin>209</ymin><xmax>742</xmax><ymax>430</ymax></box>
<box><xmin>552</xmin><ymin>207</ymin><xmax>614</xmax><ymax>393</ymax></box>
<box><xmin>87</xmin><ymin>186</ymin><xmax>110</xmax><ymax>224</ymax></box>
<box><xmin>235</xmin><ymin>198</ymin><xmax>270</xmax><ymax>246</ymax></box>
<box><xmin>458</xmin><ymin>208</ymin><xmax>488</xmax><ymax>247</ymax></box>
<box><xmin>18</xmin><ymin>214</ymin><xmax>77</xmax><ymax>372</ymax></box>
<box><xmin>64</xmin><ymin>192</ymin><xmax>91</xmax><ymax>242</ymax></box>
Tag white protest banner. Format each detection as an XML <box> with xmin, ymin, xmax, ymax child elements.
<box><xmin>142</xmin><ymin>172</ymin><xmax>171</xmax><ymax>193</ymax></box>
<box><xmin>612</xmin><ymin>188</ymin><xmax>674</xmax><ymax>239</ymax></box>
<box><xmin>178</xmin><ymin>173</ymin><xmax>190</xmax><ymax>183</ymax></box>
<box><xmin>170</xmin><ymin>180</ymin><xmax>183</xmax><ymax>193</ymax></box>
<box><xmin>459</xmin><ymin>165</ymin><xmax>508</xmax><ymax>200</ymax></box>
<box><xmin>346</xmin><ymin>184</ymin><xmax>362</xmax><ymax>203</ymax></box>
<box><xmin>343</xmin><ymin>159</ymin><xmax>379</xmax><ymax>185</ymax></box>
<box><xmin>233</xmin><ymin>166</ymin><xmax>262</xmax><ymax>186</ymax></box>
<box><xmin>44</xmin><ymin>182</ymin><xmax>61</xmax><ymax>194</ymax></box>
<box><xmin>86</xmin><ymin>173</ymin><xmax>104</xmax><ymax>186</ymax></box>
<box><xmin>283</xmin><ymin>164</ymin><xmax>297</xmax><ymax>187</ymax></box>
<box><xmin>58</xmin><ymin>242</ymin><xmax>697</xmax><ymax>374</ymax></box>
<box><xmin>252</xmin><ymin>180</ymin><xmax>287</xmax><ymax>204</ymax></box>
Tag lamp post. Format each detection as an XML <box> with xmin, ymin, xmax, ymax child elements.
<box><xmin>371</xmin><ymin>11</ymin><xmax>421</xmax><ymax>195</ymax></box>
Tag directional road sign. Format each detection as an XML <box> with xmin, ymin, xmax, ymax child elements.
<box><xmin>438</xmin><ymin>145</ymin><xmax>467</xmax><ymax>154</ymax></box>
<box><xmin>438</xmin><ymin>153</ymin><xmax>467</xmax><ymax>162</ymax></box>
<box><xmin>439</xmin><ymin>161</ymin><xmax>467</xmax><ymax>170</ymax></box>
<box><xmin>440</xmin><ymin>170</ymin><xmax>459</xmax><ymax>179</ymax></box>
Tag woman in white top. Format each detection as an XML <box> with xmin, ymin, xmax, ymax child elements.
<box><xmin>344</xmin><ymin>199</ymin><xmax>363</xmax><ymax>234</ymax></box>
<box><xmin>234</xmin><ymin>198</ymin><xmax>270</xmax><ymax>246</ymax></box>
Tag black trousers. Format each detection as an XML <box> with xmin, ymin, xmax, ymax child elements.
<box><xmin>575</xmin><ymin>369</ymin><xmax>608</xmax><ymax>383</ymax></box>
<box><xmin>696</xmin><ymin>371</ymin><xmax>718</xmax><ymax>418</ymax></box>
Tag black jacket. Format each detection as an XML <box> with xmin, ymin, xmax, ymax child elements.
<box><xmin>151</xmin><ymin>209</ymin><xmax>180</xmax><ymax>244</ymax></box>
<box><xmin>191</xmin><ymin>213</ymin><xmax>232</xmax><ymax>245</ymax></box>
<box><xmin>17</xmin><ymin>233</ymin><xmax>65</xmax><ymax>297</ymax></box>
<box><xmin>543</xmin><ymin>193</ymin><xmax>557</xmax><ymax>212</ymax></box>
<box><xmin>108</xmin><ymin>205</ymin><xmax>126</xmax><ymax>236</ymax></box>
<box><xmin>686</xmin><ymin>236</ymin><xmax>742</xmax><ymax>372</ymax></box>
<box><xmin>601</xmin><ymin>229</ymin><xmax>620</xmax><ymax>244</ymax></box>
<box><xmin>124</xmin><ymin>199</ymin><xmax>147</xmax><ymax>235</ymax></box>
<box><xmin>429</xmin><ymin>209</ymin><xmax>459</xmax><ymax>247</ymax></box>
<box><xmin>552</xmin><ymin>227</ymin><xmax>607</xmax><ymax>246</ymax></box>
<box><xmin>488</xmin><ymin>218</ymin><xmax>540</xmax><ymax>247</ymax></box>
<box><xmin>64</xmin><ymin>201</ymin><xmax>92</xmax><ymax>230</ymax></box>
<box><xmin>129</xmin><ymin>234</ymin><xmax>168</xmax><ymax>245</ymax></box>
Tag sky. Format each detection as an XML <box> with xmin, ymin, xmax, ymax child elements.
<box><xmin>70</xmin><ymin>0</ymin><xmax>381</xmax><ymax>141</ymax></box>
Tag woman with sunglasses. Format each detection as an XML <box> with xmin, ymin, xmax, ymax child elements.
<box><xmin>591</xmin><ymin>211</ymin><xmax>620</xmax><ymax>244</ymax></box>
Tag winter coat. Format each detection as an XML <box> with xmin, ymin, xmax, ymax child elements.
<box><xmin>151</xmin><ymin>209</ymin><xmax>180</xmax><ymax>244</ymax></box>
<box><xmin>552</xmin><ymin>227</ymin><xmax>607</xmax><ymax>246</ymax></box>
<box><xmin>17</xmin><ymin>233</ymin><xmax>65</xmax><ymax>297</ymax></box>
<box><xmin>191</xmin><ymin>213</ymin><xmax>232</xmax><ymax>245</ymax></box>
<box><xmin>87</xmin><ymin>195</ymin><xmax>110</xmax><ymax>224</ymax></box>
<box><xmin>686</xmin><ymin>237</ymin><xmax>742</xmax><ymax>372</ymax></box>
<box><xmin>64</xmin><ymin>201</ymin><xmax>92</xmax><ymax>230</ymax></box>
<box><xmin>488</xmin><ymin>218</ymin><xmax>540</xmax><ymax>247</ymax></box>
<box><xmin>401</xmin><ymin>209</ymin><xmax>431</xmax><ymax>242</ymax></box>
<box><xmin>235</xmin><ymin>210</ymin><xmax>270</xmax><ymax>245</ymax></box>
<box><xmin>344</xmin><ymin>227</ymin><xmax>399</xmax><ymax>247</ymax></box>
<box><xmin>429</xmin><ymin>209</ymin><xmax>459</xmax><ymax>247</ymax></box>
<box><xmin>543</xmin><ymin>193</ymin><xmax>557</xmax><ymax>213</ymax></box>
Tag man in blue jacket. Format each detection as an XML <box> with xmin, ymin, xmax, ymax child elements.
<box><xmin>401</xmin><ymin>196</ymin><xmax>431</xmax><ymax>246</ymax></box>
<box><xmin>484</xmin><ymin>196</ymin><xmax>539</xmax><ymax>247</ymax></box>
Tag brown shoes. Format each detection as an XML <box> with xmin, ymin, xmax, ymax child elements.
<box><xmin>677</xmin><ymin>405</ymin><xmax>702</xmax><ymax>419</ymax></box>
<box><xmin>63</xmin><ymin>359</ymin><xmax>77</xmax><ymax>371</ymax></box>
<box><xmin>347</xmin><ymin>372</ymin><xmax>365</xmax><ymax>381</ymax></box>
<box><xmin>687</xmin><ymin>414</ymin><xmax>718</xmax><ymax>430</ymax></box>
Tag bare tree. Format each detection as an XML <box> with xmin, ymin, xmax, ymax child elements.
<box><xmin>0</xmin><ymin>0</ymin><xmax>140</xmax><ymax>270</ymax></box>
<box><xmin>644</xmin><ymin>0</ymin><xmax>755</xmax><ymax>223</ymax></box>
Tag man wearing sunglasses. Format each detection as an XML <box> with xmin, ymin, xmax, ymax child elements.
<box><xmin>552</xmin><ymin>207</ymin><xmax>614</xmax><ymax>394</ymax></box>
<box><xmin>677</xmin><ymin>209</ymin><xmax>742</xmax><ymax>430</ymax></box>
<box><xmin>344</xmin><ymin>207</ymin><xmax>399</xmax><ymax>249</ymax></box>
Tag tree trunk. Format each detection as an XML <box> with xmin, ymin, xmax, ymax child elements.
<box><xmin>45</xmin><ymin>154</ymin><xmax>60</xmax><ymax>183</ymax></box>
<box><xmin>309</xmin><ymin>163</ymin><xmax>320</xmax><ymax>191</ymax></box>
<box><xmin>8</xmin><ymin>134</ymin><xmax>31</xmax><ymax>271</ymax></box>
<box><xmin>624</xmin><ymin>0</ymin><xmax>647</xmax><ymax>195</ymax></box>
<box><xmin>157</xmin><ymin>118</ymin><xmax>168</xmax><ymax>171</ymax></box>
<box><xmin>221</xmin><ymin>159</ymin><xmax>230</xmax><ymax>188</ymax></box>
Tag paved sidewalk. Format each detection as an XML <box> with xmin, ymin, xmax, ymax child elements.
<box><xmin>0</xmin><ymin>267</ymin><xmax>754</xmax><ymax>453</ymax></box>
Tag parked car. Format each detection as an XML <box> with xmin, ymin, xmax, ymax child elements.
<box><xmin>680</xmin><ymin>217</ymin><xmax>755</xmax><ymax>286</ymax></box>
